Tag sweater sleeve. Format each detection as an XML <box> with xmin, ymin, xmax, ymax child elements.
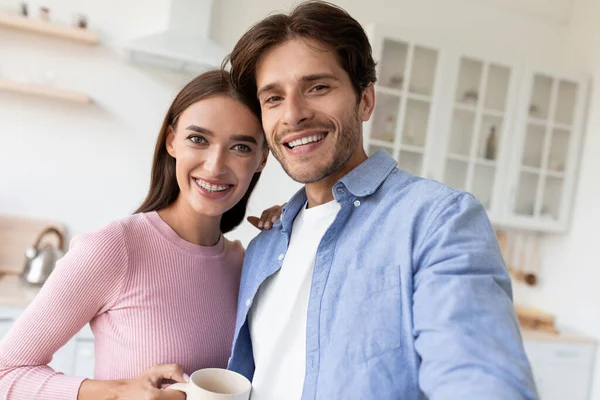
<box><xmin>0</xmin><ymin>221</ymin><xmax>129</xmax><ymax>400</ymax></box>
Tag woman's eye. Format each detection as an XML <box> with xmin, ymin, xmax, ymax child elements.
<box><xmin>233</xmin><ymin>144</ymin><xmax>252</xmax><ymax>153</ymax></box>
<box><xmin>188</xmin><ymin>135</ymin><xmax>207</xmax><ymax>144</ymax></box>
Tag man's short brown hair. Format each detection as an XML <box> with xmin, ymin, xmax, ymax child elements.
<box><xmin>224</xmin><ymin>1</ymin><xmax>377</xmax><ymax>113</ymax></box>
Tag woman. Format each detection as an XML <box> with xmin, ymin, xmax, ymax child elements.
<box><xmin>0</xmin><ymin>70</ymin><xmax>280</xmax><ymax>400</ymax></box>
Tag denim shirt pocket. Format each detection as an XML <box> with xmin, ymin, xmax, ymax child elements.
<box><xmin>350</xmin><ymin>288</ymin><xmax>402</xmax><ymax>362</ymax></box>
<box><xmin>330</xmin><ymin>264</ymin><xmax>402</xmax><ymax>363</ymax></box>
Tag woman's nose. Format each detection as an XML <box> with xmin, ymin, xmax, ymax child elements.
<box><xmin>203</xmin><ymin>148</ymin><xmax>227</xmax><ymax>176</ymax></box>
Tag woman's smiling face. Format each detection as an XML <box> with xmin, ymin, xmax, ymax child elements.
<box><xmin>166</xmin><ymin>95</ymin><xmax>267</xmax><ymax>218</ymax></box>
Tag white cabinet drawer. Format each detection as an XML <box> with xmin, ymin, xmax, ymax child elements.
<box><xmin>524</xmin><ymin>340</ymin><xmax>597</xmax><ymax>400</ymax></box>
<box><xmin>0</xmin><ymin>306</ymin><xmax>24</xmax><ymax>339</ymax></box>
<box><xmin>532</xmin><ymin>364</ymin><xmax>591</xmax><ymax>400</ymax></box>
<box><xmin>524</xmin><ymin>341</ymin><xmax>596</xmax><ymax>366</ymax></box>
<box><xmin>73</xmin><ymin>340</ymin><xmax>95</xmax><ymax>379</ymax></box>
<box><xmin>49</xmin><ymin>340</ymin><xmax>76</xmax><ymax>374</ymax></box>
<box><xmin>78</xmin><ymin>324</ymin><xmax>94</xmax><ymax>340</ymax></box>
<box><xmin>0</xmin><ymin>318</ymin><xmax>14</xmax><ymax>339</ymax></box>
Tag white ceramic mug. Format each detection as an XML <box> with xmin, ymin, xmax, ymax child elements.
<box><xmin>167</xmin><ymin>368</ymin><xmax>251</xmax><ymax>400</ymax></box>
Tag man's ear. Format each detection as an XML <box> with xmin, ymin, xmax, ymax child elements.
<box><xmin>256</xmin><ymin>146</ymin><xmax>269</xmax><ymax>173</ymax></box>
<box><xmin>359</xmin><ymin>83</ymin><xmax>375</xmax><ymax>122</ymax></box>
<box><xmin>166</xmin><ymin>126</ymin><xmax>176</xmax><ymax>158</ymax></box>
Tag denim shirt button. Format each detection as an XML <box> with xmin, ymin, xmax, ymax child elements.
<box><xmin>245</xmin><ymin>298</ymin><xmax>252</xmax><ymax>307</ymax></box>
<box><xmin>277</xmin><ymin>253</ymin><xmax>285</xmax><ymax>261</ymax></box>
<box><xmin>354</xmin><ymin>200</ymin><xmax>361</xmax><ymax>207</ymax></box>
<box><xmin>337</xmin><ymin>188</ymin><xmax>344</xmax><ymax>194</ymax></box>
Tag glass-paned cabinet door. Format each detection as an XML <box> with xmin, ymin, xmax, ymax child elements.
<box><xmin>365</xmin><ymin>37</ymin><xmax>439</xmax><ymax>177</ymax></box>
<box><xmin>510</xmin><ymin>72</ymin><xmax>586</xmax><ymax>230</ymax></box>
<box><xmin>442</xmin><ymin>57</ymin><xmax>513</xmax><ymax>212</ymax></box>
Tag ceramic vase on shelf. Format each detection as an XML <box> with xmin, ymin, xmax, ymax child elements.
<box><xmin>485</xmin><ymin>125</ymin><xmax>497</xmax><ymax>160</ymax></box>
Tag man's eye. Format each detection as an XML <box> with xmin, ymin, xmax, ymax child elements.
<box><xmin>265</xmin><ymin>96</ymin><xmax>283</xmax><ymax>104</ymax></box>
<box><xmin>311</xmin><ymin>85</ymin><xmax>329</xmax><ymax>92</ymax></box>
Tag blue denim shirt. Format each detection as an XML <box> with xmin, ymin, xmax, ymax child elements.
<box><xmin>228</xmin><ymin>150</ymin><xmax>537</xmax><ymax>400</ymax></box>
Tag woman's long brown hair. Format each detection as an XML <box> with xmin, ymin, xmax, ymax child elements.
<box><xmin>135</xmin><ymin>70</ymin><xmax>264</xmax><ymax>234</ymax></box>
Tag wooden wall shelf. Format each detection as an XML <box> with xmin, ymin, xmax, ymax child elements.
<box><xmin>0</xmin><ymin>79</ymin><xmax>91</xmax><ymax>104</ymax></box>
<box><xmin>0</xmin><ymin>11</ymin><xmax>99</xmax><ymax>45</ymax></box>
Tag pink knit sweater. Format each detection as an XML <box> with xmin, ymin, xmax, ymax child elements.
<box><xmin>0</xmin><ymin>211</ymin><xmax>244</xmax><ymax>400</ymax></box>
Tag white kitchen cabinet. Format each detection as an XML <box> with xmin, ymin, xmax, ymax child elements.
<box><xmin>364</xmin><ymin>25</ymin><xmax>590</xmax><ymax>233</ymax></box>
<box><xmin>505</xmin><ymin>66</ymin><xmax>588</xmax><ymax>232</ymax></box>
<box><xmin>524</xmin><ymin>339</ymin><xmax>597</xmax><ymax>400</ymax></box>
<box><xmin>364</xmin><ymin>27</ymin><xmax>444</xmax><ymax>179</ymax></box>
<box><xmin>436</xmin><ymin>51</ymin><xmax>520</xmax><ymax>221</ymax></box>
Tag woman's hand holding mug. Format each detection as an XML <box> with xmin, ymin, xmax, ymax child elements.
<box><xmin>78</xmin><ymin>363</ymin><xmax>188</xmax><ymax>400</ymax></box>
<box><xmin>167</xmin><ymin>368</ymin><xmax>251</xmax><ymax>400</ymax></box>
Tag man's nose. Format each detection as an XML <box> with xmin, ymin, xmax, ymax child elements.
<box><xmin>282</xmin><ymin>92</ymin><xmax>314</xmax><ymax>127</ymax></box>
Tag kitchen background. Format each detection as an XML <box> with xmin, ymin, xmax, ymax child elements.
<box><xmin>1</xmin><ymin>0</ymin><xmax>599</xmax><ymax>398</ymax></box>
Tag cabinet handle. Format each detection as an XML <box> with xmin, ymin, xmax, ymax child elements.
<box><xmin>0</xmin><ymin>318</ymin><xmax>13</xmax><ymax>323</ymax></box>
<box><xmin>554</xmin><ymin>350</ymin><xmax>579</xmax><ymax>358</ymax></box>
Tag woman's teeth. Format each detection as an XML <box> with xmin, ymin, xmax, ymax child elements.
<box><xmin>195</xmin><ymin>179</ymin><xmax>230</xmax><ymax>192</ymax></box>
<box><xmin>287</xmin><ymin>133</ymin><xmax>325</xmax><ymax>149</ymax></box>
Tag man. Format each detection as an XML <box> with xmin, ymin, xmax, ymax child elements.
<box><xmin>225</xmin><ymin>1</ymin><xmax>537</xmax><ymax>399</ymax></box>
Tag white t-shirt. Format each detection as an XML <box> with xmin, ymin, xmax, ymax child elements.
<box><xmin>248</xmin><ymin>200</ymin><xmax>341</xmax><ymax>400</ymax></box>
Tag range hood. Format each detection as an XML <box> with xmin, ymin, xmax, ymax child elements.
<box><xmin>125</xmin><ymin>0</ymin><xmax>226</xmax><ymax>73</ymax></box>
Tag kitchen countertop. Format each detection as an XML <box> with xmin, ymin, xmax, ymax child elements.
<box><xmin>522</xmin><ymin>327</ymin><xmax>597</xmax><ymax>344</ymax></box>
<box><xmin>0</xmin><ymin>273</ymin><xmax>41</xmax><ymax>308</ymax></box>
<box><xmin>0</xmin><ymin>274</ymin><xmax>596</xmax><ymax>345</ymax></box>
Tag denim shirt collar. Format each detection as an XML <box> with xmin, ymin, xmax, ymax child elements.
<box><xmin>279</xmin><ymin>150</ymin><xmax>397</xmax><ymax>233</ymax></box>
<box><xmin>339</xmin><ymin>149</ymin><xmax>398</xmax><ymax>197</ymax></box>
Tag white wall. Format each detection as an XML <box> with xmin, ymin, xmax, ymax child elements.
<box><xmin>477</xmin><ymin>0</ymin><xmax>575</xmax><ymax>25</ymax></box>
<box><xmin>0</xmin><ymin>0</ymin><xmax>193</xmax><ymax>235</ymax></box>
<box><xmin>212</xmin><ymin>0</ymin><xmax>570</xmax><ymax>66</ymax></box>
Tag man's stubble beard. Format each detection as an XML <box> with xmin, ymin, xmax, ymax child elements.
<box><xmin>268</xmin><ymin>108</ymin><xmax>362</xmax><ymax>184</ymax></box>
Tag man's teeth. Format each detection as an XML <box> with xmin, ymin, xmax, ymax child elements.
<box><xmin>287</xmin><ymin>134</ymin><xmax>325</xmax><ymax>149</ymax></box>
<box><xmin>195</xmin><ymin>179</ymin><xmax>229</xmax><ymax>192</ymax></box>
